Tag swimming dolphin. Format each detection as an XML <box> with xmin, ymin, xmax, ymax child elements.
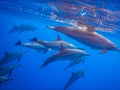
<box><xmin>0</xmin><ymin>76</ymin><xmax>13</xmax><ymax>84</ymax></box>
<box><xmin>64</xmin><ymin>57</ymin><xmax>86</xmax><ymax>70</ymax></box>
<box><xmin>64</xmin><ymin>69</ymin><xmax>86</xmax><ymax>90</ymax></box>
<box><xmin>48</xmin><ymin>26</ymin><xmax>120</xmax><ymax>54</ymax></box>
<box><xmin>8</xmin><ymin>24</ymin><xmax>37</xmax><ymax>33</ymax></box>
<box><xmin>14</xmin><ymin>40</ymin><xmax>51</xmax><ymax>53</ymax></box>
<box><xmin>0</xmin><ymin>51</ymin><xmax>27</xmax><ymax>66</ymax></box>
<box><xmin>0</xmin><ymin>64</ymin><xmax>20</xmax><ymax>76</ymax></box>
<box><xmin>39</xmin><ymin>45</ymin><xmax>89</xmax><ymax>70</ymax></box>
<box><xmin>30</xmin><ymin>35</ymin><xmax>83</xmax><ymax>51</ymax></box>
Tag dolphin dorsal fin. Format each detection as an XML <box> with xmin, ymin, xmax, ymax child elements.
<box><xmin>71</xmin><ymin>72</ymin><xmax>76</xmax><ymax>76</ymax></box>
<box><xmin>60</xmin><ymin>44</ymin><xmax>66</xmax><ymax>51</ymax></box>
<box><xmin>30</xmin><ymin>37</ymin><xmax>38</xmax><ymax>42</ymax></box>
<box><xmin>4</xmin><ymin>52</ymin><xmax>10</xmax><ymax>56</ymax></box>
<box><xmin>56</xmin><ymin>35</ymin><xmax>62</xmax><ymax>41</ymax></box>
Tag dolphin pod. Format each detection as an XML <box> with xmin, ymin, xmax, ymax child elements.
<box><xmin>48</xmin><ymin>26</ymin><xmax>120</xmax><ymax>54</ymax></box>
<box><xmin>0</xmin><ymin>51</ymin><xmax>27</xmax><ymax>83</ymax></box>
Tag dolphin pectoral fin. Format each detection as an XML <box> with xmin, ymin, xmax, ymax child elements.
<box><xmin>100</xmin><ymin>48</ymin><xmax>107</xmax><ymax>54</ymax></box>
<box><xmin>42</xmin><ymin>49</ymin><xmax>48</xmax><ymax>54</ymax></box>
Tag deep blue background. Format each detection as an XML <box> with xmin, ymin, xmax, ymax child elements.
<box><xmin>0</xmin><ymin>0</ymin><xmax>120</xmax><ymax>90</ymax></box>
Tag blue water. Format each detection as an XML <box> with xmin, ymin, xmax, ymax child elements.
<box><xmin>0</xmin><ymin>0</ymin><xmax>120</xmax><ymax>90</ymax></box>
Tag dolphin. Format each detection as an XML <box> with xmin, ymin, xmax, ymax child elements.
<box><xmin>39</xmin><ymin>45</ymin><xmax>89</xmax><ymax>69</ymax></box>
<box><xmin>0</xmin><ymin>76</ymin><xmax>13</xmax><ymax>84</ymax></box>
<box><xmin>64</xmin><ymin>69</ymin><xmax>86</xmax><ymax>90</ymax></box>
<box><xmin>14</xmin><ymin>40</ymin><xmax>51</xmax><ymax>53</ymax></box>
<box><xmin>64</xmin><ymin>57</ymin><xmax>86</xmax><ymax>70</ymax></box>
<box><xmin>0</xmin><ymin>64</ymin><xmax>20</xmax><ymax>76</ymax></box>
<box><xmin>30</xmin><ymin>35</ymin><xmax>83</xmax><ymax>51</ymax></box>
<box><xmin>0</xmin><ymin>51</ymin><xmax>27</xmax><ymax>66</ymax></box>
<box><xmin>48</xmin><ymin>26</ymin><xmax>120</xmax><ymax>54</ymax></box>
<box><xmin>8</xmin><ymin>24</ymin><xmax>37</xmax><ymax>33</ymax></box>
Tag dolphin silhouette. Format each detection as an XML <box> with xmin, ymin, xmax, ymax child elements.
<box><xmin>14</xmin><ymin>40</ymin><xmax>50</xmax><ymax>53</ymax></box>
<box><xmin>0</xmin><ymin>64</ymin><xmax>20</xmax><ymax>76</ymax></box>
<box><xmin>30</xmin><ymin>35</ymin><xmax>83</xmax><ymax>51</ymax></box>
<box><xmin>64</xmin><ymin>69</ymin><xmax>86</xmax><ymax>90</ymax></box>
<box><xmin>0</xmin><ymin>76</ymin><xmax>13</xmax><ymax>84</ymax></box>
<box><xmin>0</xmin><ymin>51</ymin><xmax>27</xmax><ymax>66</ymax></box>
<box><xmin>48</xmin><ymin>26</ymin><xmax>120</xmax><ymax>54</ymax></box>
<box><xmin>39</xmin><ymin>45</ymin><xmax>89</xmax><ymax>70</ymax></box>
<box><xmin>8</xmin><ymin>24</ymin><xmax>37</xmax><ymax>33</ymax></box>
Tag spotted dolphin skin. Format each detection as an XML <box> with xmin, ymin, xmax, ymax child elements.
<box><xmin>64</xmin><ymin>69</ymin><xmax>86</xmax><ymax>90</ymax></box>
<box><xmin>0</xmin><ymin>51</ymin><xmax>27</xmax><ymax>66</ymax></box>
<box><xmin>48</xmin><ymin>26</ymin><xmax>120</xmax><ymax>54</ymax></box>
<box><xmin>8</xmin><ymin>24</ymin><xmax>37</xmax><ymax>33</ymax></box>
<box><xmin>39</xmin><ymin>45</ymin><xmax>89</xmax><ymax>70</ymax></box>
<box><xmin>14</xmin><ymin>40</ymin><xmax>50</xmax><ymax>53</ymax></box>
<box><xmin>30</xmin><ymin>35</ymin><xmax>83</xmax><ymax>51</ymax></box>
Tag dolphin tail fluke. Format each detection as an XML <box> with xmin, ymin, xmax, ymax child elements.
<box><xmin>14</xmin><ymin>40</ymin><xmax>21</xmax><ymax>46</ymax></box>
<box><xmin>30</xmin><ymin>37</ymin><xmax>38</xmax><ymax>42</ymax></box>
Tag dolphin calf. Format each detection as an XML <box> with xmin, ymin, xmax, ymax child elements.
<box><xmin>30</xmin><ymin>35</ymin><xmax>83</xmax><ymax>51</ymax></box>
<box><xmin>64</xmin><ymin>57</ymin><xmax>86</xmax><ymax>70</ymax></box>
<box><xmin>39</xmin><ymin>45</ymin><xmax>89</xmax><ymax>69</ymax></box>
<box><xmin>0</xmin><ymin>76</ymin><xmax>13</xmax><ymax>84</ymax></box>
<box><xmin>0</xmin><ymin>51</ymin><xmax>27</xmax><ymax>66</ymax></box>
<box><xmin>64</xmin><ymin>69</ymin><xmax>86</xmax><ymax>90</ymax></box>
<box><xmin>8</xmin><ymin>24</ymin><xmax>37</xmax><ymax>33</ymax></box>
<box><xmin>48</xmin><ymin>26</ymin><xmax>120</xmax><ymax>54</ymax></box>
<box><xmin>0</xmin><ymin>64</ymin><xmax>20</xmax><ymax>76</ymax></box>
<box><xmin>14</xmin><ymin>40</ymin><xmax>51</xmax><ymax>53</ymax></box>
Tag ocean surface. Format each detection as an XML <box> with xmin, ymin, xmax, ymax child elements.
<box><xmin>0</xmin><ymin>0</ymin><xmax>120</xmax><ymax>90</ymax></box>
